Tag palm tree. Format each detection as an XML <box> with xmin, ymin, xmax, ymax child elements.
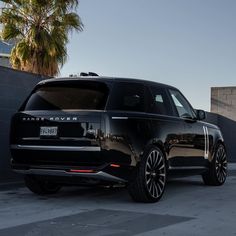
<box><xmin>0</xmin><ymin>0</ymin><xmax>83</xmax><ymax>76</ymax></box>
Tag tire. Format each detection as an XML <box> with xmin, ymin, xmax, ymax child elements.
<box><xmin>128</xmin><ymin>145</ymin><xmax>167</xmax><ymax>203</ymax></box>
<box><xmin>202</xmin><ymin>143</ymin><xmax>227</xmax><ymax>186</ymax></box>
<box><xmin>24</xmin><ymin>175</ymin><xmax>61</xmax><ymax>195</ymax></box>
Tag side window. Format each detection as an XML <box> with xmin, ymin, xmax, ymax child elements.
<box><xmin>169</xmin><ymin>89</ymin><xmax>196</xmax><ymax>118</ymax></box>
<box><xmin>108</xmin><ymin>82</ymin><xmax>146</xmax><ymax>112</ymax></box>
<box><xmin>149</xmin><ymin>86</ymin><xmax>174</xmax><ymax>116</ymax></box>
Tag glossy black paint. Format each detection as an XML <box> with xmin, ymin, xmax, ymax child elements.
<box><xmin>10</xmin><ymin>77</ymin><xmax>225</xmax><ymax>183</ymax></box>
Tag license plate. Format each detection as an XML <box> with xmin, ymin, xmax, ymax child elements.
<box><xmin>40</xmin><ymin>127</ymin><xmax>58</xmax><ymax>137</ymax></box>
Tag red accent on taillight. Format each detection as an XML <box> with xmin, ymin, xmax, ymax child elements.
<box><xmin>70</xmin><ymin>169</ymin><xmax>96</xmax><ymax>173</ymax></box>
<box><xmin>110</xmin><ymin>164</ymin><xmax>120</xmax><ymax>168</ymax></box>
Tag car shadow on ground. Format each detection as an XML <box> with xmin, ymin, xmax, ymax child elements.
<box><xmin>6</xmin><ymin>176</ymin><xmax>217</xmax><ymax>204</ymax></box>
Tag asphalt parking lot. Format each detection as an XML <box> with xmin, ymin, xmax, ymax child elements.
<box><xmin>0</xmin><ymin>167</ymin><xmax>236</xmax><ymax>236</ymax></box>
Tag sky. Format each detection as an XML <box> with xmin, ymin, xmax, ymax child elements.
<box><xmin>1</xmin><ymin>1</ymin><xmax>235</xmax><ymax>111</ymax></box>
<box><xmin>60</xmin><ymin>0</ymin><xmax>236</xmax><ymax>111</ymax></box>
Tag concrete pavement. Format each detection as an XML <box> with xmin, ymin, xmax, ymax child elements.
<box><xmin>0</xmin><ymin>169</ymin><xmax>236</xmax><ymax>235</ymax></box>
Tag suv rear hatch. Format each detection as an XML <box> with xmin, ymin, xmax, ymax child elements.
<box><xmin>10</xmin><ymin>80</ymin><xmax>109</xmax><ymax>167</ymax></box>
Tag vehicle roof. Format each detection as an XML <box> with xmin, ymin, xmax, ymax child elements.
<box><xmin>38</xmin><ymin>76</ymin><xmax>177</xmax><ymax>90</ymax></box>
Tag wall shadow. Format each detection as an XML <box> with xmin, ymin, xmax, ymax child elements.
<box><xmin>206</xmin><ymin>112</ymin><xmax>236</xmax><ymax>162</ymax></box>
<box><xmin>0</xmin><ymin>66</ymin><xmax>47</xmax><ymax>182</ymax></box>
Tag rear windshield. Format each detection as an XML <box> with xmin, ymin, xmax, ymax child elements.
<box><xmin>23</xmin><ymin>81</ymin><xmax>109</xmax><ymax>110</ymax></box>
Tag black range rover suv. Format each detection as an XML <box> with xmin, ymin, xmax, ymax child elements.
<box><xmin>10</xmin><ymin>76</ymin><xmax>227</xmax><ymax>202</ymax></box>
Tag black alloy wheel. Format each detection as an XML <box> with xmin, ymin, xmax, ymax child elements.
<box><xmin>202</xmin><ymin>143</ymin><xmax>227</xmax><ymax>186</ymax></box>
<box><xmin>128</xmin><ymin>146</ymin><xmax>167</xmax><ymax>203</ymax></box>
<box><xmin>24</xmin><ymin>175</ymin><xmax>61</xmax><ymax>195</ymax></box>
<box><xmin>145</xmin><ymin>148</ymin><xmax>166</xmax><ymax>199</ymax></box>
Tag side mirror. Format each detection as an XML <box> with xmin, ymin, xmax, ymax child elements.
<box><xmin>196</xmin><ymin>109</ymin><xmax>206</xmax><ymax>120</ymax></box>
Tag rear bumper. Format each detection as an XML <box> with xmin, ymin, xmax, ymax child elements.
<box><xmin>10</xmin><ymin>144</ymin><xmax>104</xmax><ymax>167</ymax></box>
<box><xmin>10</xmin><ymin>142</ymin><xmax>135</xmax><ymax>184</ymax></box>
<box><xmin>10</xmin><ymin>143</ymin><xmax>132</xmax><ymax>167</ymax></box>
<box><xmin>13</xmin><ymin>168</ymin><xmax>126</xmax><ymax>183</ymax></box>
<box><xmin>11</xmin><ymin>160</ymin><xmax>135</xmax><ymax>184</ymax></box>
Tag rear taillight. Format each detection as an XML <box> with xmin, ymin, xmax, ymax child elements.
<box><xmin>110</xmin><ymin>164</ymin><xmax>121</xmax><ymax>168</ymax></box>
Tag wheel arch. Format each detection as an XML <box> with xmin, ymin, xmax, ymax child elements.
<box><xmin>152</xmin><ymin>141</ymin><xmax>167</xmax><ymax>158</ymax></box>
<box><xmin>140</xmin><ymin>139</ymin><xmax>168</xmax><ymax>167</ymax></box>
<box><xmin>211</xmin><ymin>136</ymin><xmax>226</xmax><ymax>162</ymax></box>
<box><xmin>215</xmin><ymin>138</ymin><xmax>227</xmax><ymax>154</ymax></box>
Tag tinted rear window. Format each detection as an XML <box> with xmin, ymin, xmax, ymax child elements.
<box><xmin>107</xmin><ymin>82</ymin><xmax>147</xmax><ymax>112</ymax></box>
<box><xmin>24</xmin><ymin>81</ymin><xmax>109</xmax><ymax>110</ymax></box>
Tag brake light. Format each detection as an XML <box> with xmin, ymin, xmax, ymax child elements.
<box><xmin>110</xmin><ymin>164</ymin><xmax>120</xmax><ymax>168</ymax></box>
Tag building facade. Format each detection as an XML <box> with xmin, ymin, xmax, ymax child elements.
<box><xmin>0</xmin><ymin>40</ymin><xmax>13</xmax><ymax>67</ymax></box>
<box><xmin>211</xmin><ymin>87</ymin><xmax>236</xmax><ymax>121</ymax></box>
